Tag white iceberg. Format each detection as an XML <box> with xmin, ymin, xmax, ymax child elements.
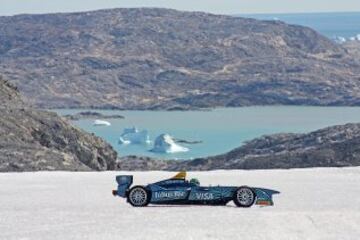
<box><xmin>348</xmin><ymin>34</ymin><xmax>360</xmax><ymax>42</ymax></box>
<box><xmin>333</xmin><ymin>36</ymin><xmax>347</xmax><ymax>44</ymax></box>
<box><xmin>151</xmin><ymin>134</ymin><xmax>189</xmax><ymax>153</ymax></box>
<box><xmin>93</xmin><ymin>119</ymin><xmax>111</xmax><ymax>126</ymax></box>
<box><xmin>118</xmin><ymin>127</ymin><xmax>150</xmax><ymax>144</ymax></box>
<box><xmin>118</xmin><ymin>138</ymin><xmax>131</xmax><ymax>145</ymax></box>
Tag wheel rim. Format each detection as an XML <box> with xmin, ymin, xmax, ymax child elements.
<box><xmin>237</xmin><ymin>188</ymin><xmax>254</xmax><ymax>206</ymax></box>
<box><xmin>129</xmin><ymin>188</ymin><xmax>147</xmax><ymax>206</ymax></box>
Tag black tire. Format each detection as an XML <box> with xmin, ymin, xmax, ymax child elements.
<box><xmin>233</xmin><ymin>186</ymin><xmax>256</xmax><ymax>208</ymax></box>
<box><xmin>127</xmin><ymin>186</ymin><xmax>151</xmax><ymax>207</ymax></box>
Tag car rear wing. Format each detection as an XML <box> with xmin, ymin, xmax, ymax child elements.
<box><xmin>114</xmin><ymin>175</ymin><xmax>133</xmax><ymax>197</ymax></box>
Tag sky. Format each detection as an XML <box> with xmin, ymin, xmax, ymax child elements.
<box><xmin>0</xmin><ymin>0</ymin><xmax>360</xmax><ymax>16</ymax></box>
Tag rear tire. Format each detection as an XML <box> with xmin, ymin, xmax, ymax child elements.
<box><xmin>233</xmin><ymin>186</ymin><xmax>256</xmax><ymax>208</ymax></box>
<box><xmin>127</xmin><ymin>186</ymin><xmax>151</xmax><ymax>207</ymax></box>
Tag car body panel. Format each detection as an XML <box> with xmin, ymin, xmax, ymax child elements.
<box><xmin>254</xmin><ymin>188</ymin><xmax>280</xmax><ymax>206</ymax></box>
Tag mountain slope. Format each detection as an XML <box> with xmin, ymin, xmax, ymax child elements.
<box><xmin>1</xmin><ymin>8</ymin><xmax>360</xmax><ymax>109</ymax></box>
<box><xmin>0</xmin><ymin>76</ymin><xmax>117</xmax><ymax>172</ymax></box>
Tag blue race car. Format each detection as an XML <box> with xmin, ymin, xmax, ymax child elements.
<box><xmin>112</xmin><ymin>172</ymin><xmax>279</xmax><ymax>207</ymax></box>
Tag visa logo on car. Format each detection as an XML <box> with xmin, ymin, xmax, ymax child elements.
<box><xmin>195</xmin><ymin>192</ymin><xmax>214</xmax><ymax>200</ymax></box>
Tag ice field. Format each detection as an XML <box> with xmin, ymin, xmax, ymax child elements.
<box><xmin>1</xmin><ymin>168</ymin><xmax>360</xmax><ymax>240</ymax></box>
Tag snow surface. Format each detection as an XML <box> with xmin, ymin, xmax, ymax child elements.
<box><xmin>1</xmin><ymin>168</ymin><xmax>360</xmax><ymax>240</ymax></box>
<box><xmin>151</xmin><ymin>134</ymin><xmax>189</xmax><ymax>153</ymax></box>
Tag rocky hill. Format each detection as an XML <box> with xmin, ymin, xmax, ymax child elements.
<box><xmin>344</xmin><ymin>40</ymin><xmax>360</xmax><ymax>58</ymax></box>
<box><xmin>0</xmin><ymin>76</ymin><xmax>117</xmax><ymax>172</ymax></box>
<box><xmin>1</xmin><ymin>8</ymin><xmax>360</xmax><ymax>109</ymax></box>
<box><xmin>117</xmin><ymin>123</ymin><xmax>360</xmax><ymax>170</ymax></box>
<box><xmin>0</xmin><ymin>75</ymin><xmax>24</xmax><ymax>107</ymax></box>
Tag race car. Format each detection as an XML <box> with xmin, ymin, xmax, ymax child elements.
<box><xmin>112</xmin><ymin>171</ymin><xmax>279</xmax><ymax>207</ymax></box>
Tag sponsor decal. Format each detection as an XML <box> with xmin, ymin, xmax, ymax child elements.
<box><xmin>154</xmin><ymin>191</ymin><xmax>186</xmax><ymax>199</ymax></box>
<box><xmin>195</xmin><ymin>192</ymin><xmax>214</xmax><ymax>200</ymax></box>
<box><xmin>256</xmin><ymin>200</ymin><xmax>273</xmax><ymax>206</ymax></box>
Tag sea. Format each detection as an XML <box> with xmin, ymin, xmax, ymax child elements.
<box><xmin>240</xmin><ymin>12</ymin><xmax>360</xmax><ymax>40</ymax></box>
<box><xmin>56</xmin><ymin>107</ymin><xmax>360</xmax><ymax>160</ymax></box>
<box><xmin>55</xmin><ymin>12</ymin><xmax>360</xmax><ymax>160</ymax></box>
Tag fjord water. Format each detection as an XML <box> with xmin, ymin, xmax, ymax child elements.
<box><xmin>241</xmin><ymin>12</ymin><xmax>360</xmax><ymax>39</ymax></box>
<box><xmin>56</xmin><ymin>107</ymin><xmax>360</xmax><ymax>160</ymax></box>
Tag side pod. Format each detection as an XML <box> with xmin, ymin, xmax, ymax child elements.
<box><xmin>254</xmin><ymin>188</ymin><xmax>280</xmax><ymax>206</ymax></box>
<box><xmin>115</xmin><ymin>175</ymin><xmax>133</xmax><ymax>197</ymax></box>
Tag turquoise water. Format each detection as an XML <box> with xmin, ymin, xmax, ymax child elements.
<box><xmin>240</xmin><ymin>12</ymin><xmax>360</xmax><ymax>39</ymax></box>
<box><xmin>55</xmin><ymin>107</ymin><xmax>360</xmax><ymax>160</ymax></box>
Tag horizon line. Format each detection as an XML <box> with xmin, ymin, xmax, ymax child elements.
<box><xmin>0</xmin><ymin>7</ymin><xmax>359</xmax><ymax>17</ymax></box>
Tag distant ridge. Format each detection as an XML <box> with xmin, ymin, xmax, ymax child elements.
<box><xmin>1</xmin><ymin>8</ymin><xmax>360</xmax><ymax>110</ymax></box>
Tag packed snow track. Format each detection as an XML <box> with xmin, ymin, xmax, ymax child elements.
<box><xmin>1</xmin><ymin>168</ymin><xmax>360</xmax><ymax>240</ymax></box>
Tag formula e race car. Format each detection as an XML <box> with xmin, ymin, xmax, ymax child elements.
<box><xmin>112</xmin><ymin>172</ymin><xmax>280</xmax><ymax>207</ymax></box>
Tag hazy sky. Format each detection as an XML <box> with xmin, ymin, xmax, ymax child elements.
<box><xmin>1</xmin><ymin>0</ymin><xmax>360</xmax><ymax>16</ymax></box>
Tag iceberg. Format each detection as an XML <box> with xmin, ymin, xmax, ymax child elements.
<box><xmin>118</xmin><ymin>138</ymin><xmax>131</xmax><ymax>145</ymax></box>
<box><xmin>93</xmin><ymin>119</ymin><xmax>111</xmax><ymax>126</ymax></box>
<box><xmin>348</xmin><ymin>34</ymin><xmax>360</xmax><ymax>42</ymax></box>
<box><xmin>118</xmin><ymin>127</ymin><xmax>150</xmax><ymax>144</ymax></box>
<box><xmin>151</xmin><ymin>134</ymin><xmax>189</xmax><ymax>153</ymax></box>
<box><xmin>333</xmin><ymin>36</ymin><xmax>347</xmax><ymax>44</ymax></box>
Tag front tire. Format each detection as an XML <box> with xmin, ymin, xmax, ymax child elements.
<box><xmin>233</xmin><ymin>186</ymin><xmax>256</xmax><ymax>208</ymax></box>
<box><xmin>127</xmin><ymin>186</ymin><xmax>150</xmax><ymax>207</ymax></box>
